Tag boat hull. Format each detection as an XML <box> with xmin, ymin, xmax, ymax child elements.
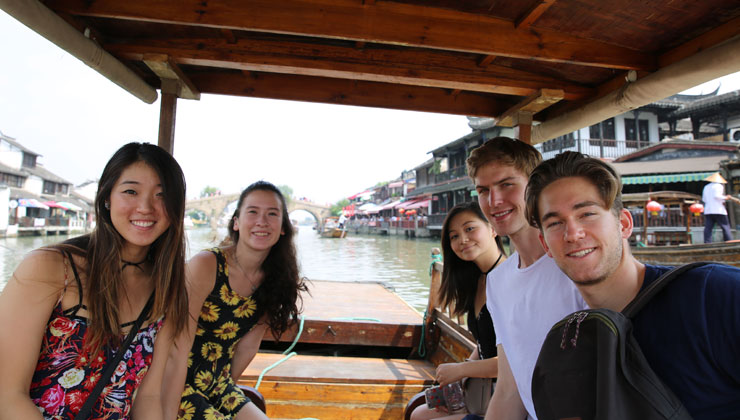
<box><xmin>632</xmin><ymin>241</ymin><xmax>740</xmax><ymax>267</ymax></box>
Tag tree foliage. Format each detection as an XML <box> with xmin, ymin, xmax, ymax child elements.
<box><xmin>200</xmin><ymin>185</ymin><xmax>220</xmax><ymax>197</ymax></box>
<box><xmin>330</xmin><ymin>198</ymin><xmax>350</xmax><ymax>216</ymax></box>
<box><xmin>277</xmin><ymin>185</ymin><xmax>293</xmax><ymax>205</ymax></box>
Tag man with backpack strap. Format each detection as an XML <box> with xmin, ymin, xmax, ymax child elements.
<box><xmin>525</xmin><ymin>151</ymin><xmax>740</xmax><ymax>420</ymax></box>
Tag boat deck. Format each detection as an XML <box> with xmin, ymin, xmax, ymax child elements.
<box><xmin>239</xmin><ymin>280</ymin><xmax>432</xmax><ymax>419</ymax></box>
<box><xmin>265</xmin><ymin>279</ymin><xmax>423</xmax><ymax>348</ymax></box>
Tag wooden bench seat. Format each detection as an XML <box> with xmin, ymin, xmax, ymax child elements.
<box><xmin>238</xmin><ymin>352</ymin><xmax>435</xmax><ymax>419</ymax></box>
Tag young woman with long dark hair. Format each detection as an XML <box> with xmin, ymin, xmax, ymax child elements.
<box><xmin>412</xmin><ymin>201</ymin><xmax>505</xmax><ymax>420</ymax></box>
<box><xmin>166</xmin><ymin>181</ymin><xmax>307</xmax><ymax>420</ymax></box>
<box><xmin>0</xmin><ymin>142</ymin><xmax>189</xmax><ymax>419</ymax></box>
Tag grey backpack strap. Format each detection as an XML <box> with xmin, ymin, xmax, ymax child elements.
<box><xmin>622</xmin><ymin>262</ymin><xmax>709</xmax><ymax>318</ymax></box>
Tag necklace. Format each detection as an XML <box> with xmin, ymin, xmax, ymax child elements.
<box><xmin>121</xmin><ymin>256</ymin><xmax>148</xmax><ymax>271</ymax></box>
<box><xmin>231</xmin><ymin>249</ymin><xmax>259</xmax><ymax>293</ymax></box>
<box><xmin>483</xmin><ymin>253</ymin><xmax>504</xmax><ymax>275</ymax></box>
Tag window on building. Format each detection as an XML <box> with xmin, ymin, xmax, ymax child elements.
<box><xmin>1</xmin><ymin>173</ymin><xmax>24</xmax><ymax>187</ymax></box>
<box><xmin>43</xmin><ymin>181</ymin><xmax>56</xmax><ymax>195</ymax></box>
<box><xmin>22</xmin><ymin>153</ymin><xmax>36</xmax><ymax>168</ymax></box>
<box><xmin>543</xmin><ymin>133</ymin><xmax>575</xmax><ymax>152</ymax></box>
<box><xmin>589</xmin><ymin>118</ymin><xmax>615</xmax><ymax>139</ymax></box>
<box><xmin>624</xmin><ymin>118</ymin><xmax>649</xmax><ymax>146</ymax></box>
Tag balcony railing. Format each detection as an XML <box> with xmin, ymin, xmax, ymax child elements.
<box><xmin>536</xmin><ymin>138</ymin><xmax>649</xmax><ymax>160</ymax></box>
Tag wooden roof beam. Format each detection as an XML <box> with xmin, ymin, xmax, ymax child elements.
<box><xmin>496</xmin><ymin>89</ymin><xmax>564</xmax><ymax>127</ymax></box>
<box><xmin>515</xmin><ymin>0</ymin><xmax>557</xmax><ymax>30</ymax></box>
<box><xmin>109</xmin><ymin>39</ymin><xmax>592</xmax><ymax>100</ymax></box>
<box><xmin>143</xmin><ymin>54</ymin><xmax>201</xmax><ymax>100</ymax></box>
<box><xmin>543</xmin><ymin>16</ymin><xmax>740</xmax><ymax>121</ymax></box>
<box><xmin>189</xmin><ymin>70</ymin><xmax>513</xmax><ymax>117</ymax></box>
<box><xmin>47</xmin><ymin>0</ymin><xmax>655</xmax><ymax>70</ymax></box>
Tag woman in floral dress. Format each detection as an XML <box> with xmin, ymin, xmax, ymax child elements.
<box><xmin>0</xmin><ymin>142</ymin><xmax>189</xmax><ymax>419</ymax></box>
<box><xmin>166</xmin><ymin>181</ymin><xmax>307</xmax><ymax>420</ymax></box>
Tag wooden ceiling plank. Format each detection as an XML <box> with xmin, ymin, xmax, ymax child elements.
<box><xmin>497</xmin><ymin>88</ymin><xmax>564</xmax><ymax>127</ymax></box>
<box><xmin>47</xmin><ymin>0</ymin><xmax>655</xmax><ymax>70</ymax></box>
<box><xmin>189</xmin><ymin>70</ymin><xmax>511</xmax><ymax>117</ymax></box>
<box><xmin>142</xmin><ymin>53</ymin><xmax>201</xmax><ymax>99</ymax></box>
<box><xmin>108</xmin><ymin>39</ymin><xmax>593</xmax><ymax>99</ymax></box>
<box><xmin>515</xmin><ymin>0</ymin><xmax>557</xmax><ymax>30</ymax></box>
<box><xmin>477</xmin><ymin>55</ymin><xmax>497</xmax><ymax>68</ymax></box>
<box><xmin>658</xmin><ymin>16</ymin><xmax>740</xmax><ymax>68</ymax></box>
<box><xmin>220</xmin><ymin>28</ymin><xmax>237</xmax><ymax>44</ymax></box>
<box><xmin>542</xmin><ymin>16</ymin><xmax>740</xmax><ymax>121</ymax></box>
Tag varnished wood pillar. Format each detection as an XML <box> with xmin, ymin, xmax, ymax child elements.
<box><xmin>158</xmin><ymin>91</ymin><xmax>177</xmax><ymax>154</ymax></box>
<box><xmin>516</xmin><ymin>112</ymin><xmax>533</xmax><ymax>144</ymax></box>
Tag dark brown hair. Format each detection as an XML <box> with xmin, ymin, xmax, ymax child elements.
<box><xmin>227</xmin><ymin>181</ymin><xmax>307</xmax><ymax>339</ymax></box>
<box><xmin>466</xmin><ymin>136</ymin><xmax>542</xmax><ymax>179</ymax></box>
<box><xmin>525</xmin><ymin>151</ymin><xmax>622</xmax><ymax>229</ymax></box>
<box><xmin>54</xmin><ymin>142</ymin><xmax>188</xmax><ymax>353</ymax></box>
<box><xmin>439</xmin><ymin>201</ymin><xmax>505</xmax><ymax>316</ymax></box>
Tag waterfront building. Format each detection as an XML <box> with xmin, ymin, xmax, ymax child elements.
<box><xmin>0</xmin><ymin>131</ymin><xmax>92</xmax><ymax>236</ymax></box>
<box><xmin>403</xmin><ymin>90</ymin><xmax>740</xmax><ymax>237</ymax></box>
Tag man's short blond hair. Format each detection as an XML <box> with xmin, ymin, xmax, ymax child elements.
<box><xmin>466</xmin><ymin>137</ymin><xmax>542</xmax><ymax>180</ymax></box>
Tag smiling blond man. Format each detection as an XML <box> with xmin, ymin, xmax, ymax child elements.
<box><xmin>466</xmin><ymin>137</ymin><xmax>587</xmax><ymax>420</ymax></box>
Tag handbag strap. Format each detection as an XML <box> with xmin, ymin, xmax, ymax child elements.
<box><xmin>74</xmin><ymin>292</ymin><xmax>155</xmax><ymax>420</ymax></box>
<box><xmin>622</xmin><ymin>261</ymin><xmax>708</xmax><ymax>318</ymax></box>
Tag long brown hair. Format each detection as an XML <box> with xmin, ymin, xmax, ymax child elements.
<box><xmin>439</xmin><ymin>201</ymin><xmax>504</xmax><ymax>316</ymax></box>
<box><xmin>54</xmin><ymin>142</ymin><xmax>188</xmax><ymax>353</ymax></box>
<box><xmin>227</xmin><ymin>181</ymin><xmax>308</xmax><ymax>339</ymax></box>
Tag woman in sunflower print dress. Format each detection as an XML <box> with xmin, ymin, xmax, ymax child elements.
<box><xmin>166</xmin><ymin>181</ymin><xmax>307</xmax><ymax>420</ymax></box>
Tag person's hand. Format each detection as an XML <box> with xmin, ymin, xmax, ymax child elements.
<box><xmin>435</xmin><ymin>362</ymin><xmax>464</xmax><ymax>386</ymax></box>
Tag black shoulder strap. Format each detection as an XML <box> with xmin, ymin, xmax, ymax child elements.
<box><xmin>62</xmin><ymin>250</ymin><xmax>85</xmax><ymax>315</ymax></box>
<box><xmin>622</xmin><ymin>262</ymin><xmax>709</xmax><ymax>318</ymax></box>
<box><xmin>73</xmin><ymin>292</ymin><xmax>155</xmax><ymax>420</ymax></box>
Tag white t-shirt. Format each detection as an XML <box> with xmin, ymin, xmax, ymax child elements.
<box><xmin>486</xmin><ymin>252</ymin><xmax>588</xmax><ymax>420</ymax></box>
<box><xmin>702</xmin><ymin>182</ymin><xmax>727</xmax><ymax>215</ymax></box>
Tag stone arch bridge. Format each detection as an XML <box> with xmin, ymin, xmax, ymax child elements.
<box><xmin>186</xmin><ymin>194</ymin><xmax>332</xmax><ymax>229</ymax></box>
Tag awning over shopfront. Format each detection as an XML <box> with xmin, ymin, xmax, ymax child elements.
<box><xmin>404</xmin><ymin>199</ymin><xmax>430</xmax><ymax>209</ymax></box>
<box><xmin>621</xmin><ymin>172</ymin><xmax>716</xmax><ymax>185</ymax></box>
<box><xmin>18</xmin><ymin>198</ymin><xmax>49</xmax><ymax>209</ymax></box>
<box><xmin>358</xmin><ymin>202</ymin><xmax>382</xmax><ymax>214</ymax></box>
<box><xmin>44</xmin><ymin>200</ymin><xmax>68</xmax><ymax>209</ymax></box>
<box><xmin>56</xmin><ymin>201</ymin><xmax>83</xmax><ymax>211</ymax></box>
<box><xmin>379</xmin><ymin>200</ymin><xmax>401</xmax><ymax>210</ymax></box>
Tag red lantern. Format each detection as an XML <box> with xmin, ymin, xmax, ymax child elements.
<box><xmin>689</xmin><ymin>203</ymin><xmax>704</xmax><ymax>216</ymax></box>
<box><xmin>646</xmin><ymin>200</ymin><xmax>661</xmax><ymax>216</ymax></box>
<box><xmin>398</xmin><ymin>208</ymin><xmax>405</xmax><ymax>214</ymax></box>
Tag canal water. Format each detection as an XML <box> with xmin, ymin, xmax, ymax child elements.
<box><xmin>0</xmin><ymin>226</ymin><xmax>439</xmax><ymax>312</ymax></box>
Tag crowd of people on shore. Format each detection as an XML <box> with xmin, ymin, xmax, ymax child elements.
<box><xmin>0</xmin><ymin>138</ymin><xmax>738</xmax><ymax>420</ymax></box>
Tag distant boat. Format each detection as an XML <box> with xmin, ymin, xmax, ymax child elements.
<box><xmin>184</xmin><ymin>216</ymin><xmax>195</xmax><ymax>229</ymax></box>
<box><xmin>319</xmin><ymin>216</ymin><xmax>347</xmax><ymax>238</ymax></box>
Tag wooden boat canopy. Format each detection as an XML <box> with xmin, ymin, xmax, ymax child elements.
<box><xmin>3</xmin><ymin>0</ymin><xmax>740</xmax><ymax>147</ymax></box>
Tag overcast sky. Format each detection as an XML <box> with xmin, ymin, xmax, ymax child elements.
<box><xmin>1</xmin><ymin>10</ymin><xmax>739</xmax><ymax>204</ymax></box>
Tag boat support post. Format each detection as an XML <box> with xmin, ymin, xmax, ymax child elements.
<box><xmin>143</xmin><ymin>55</ymin><xmax>201</xmax><ymax>155</ymax></box>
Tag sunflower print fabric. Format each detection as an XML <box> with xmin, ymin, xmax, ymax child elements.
<box><xmin>178</xmin><ymin>248</ymin><xmax>264</xmax><ymax>419</ymax></box>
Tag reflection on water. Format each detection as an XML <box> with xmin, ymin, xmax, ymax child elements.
<box><xmin>0</xmin><ymin>226</ymin><xmax>438</xmax><ymax>312</ymax></box>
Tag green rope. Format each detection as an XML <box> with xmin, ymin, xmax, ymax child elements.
<box><xmin>417</xmin><ymin>309</ymin><xmax>427</xmax><ymax>358</ymax></box>
<box><xmin>255</xmin><ymin>315</ymin><xmax>305</xmax><ymax>389</ymax></box>
<box><xmin>329</xmin><ymin>317</ymin><xmax>382</xmax><ymax>322</ymax></box>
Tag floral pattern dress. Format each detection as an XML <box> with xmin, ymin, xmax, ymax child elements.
<box><xmin>29</xmin><ymin>255</ymin><xmax>163</xmax><ymax>419</ymax></box>
<box><xmin>178</xmin><ymin>248</ymin><xmax>264</xmax><ymax>420</ymax></box>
